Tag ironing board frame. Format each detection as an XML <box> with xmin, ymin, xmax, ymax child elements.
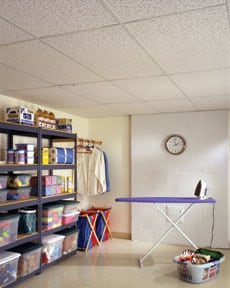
<box><xmin>115</xmin><ymin>197</ymin><xmax>216</xmax><ymax>268</ymax></box>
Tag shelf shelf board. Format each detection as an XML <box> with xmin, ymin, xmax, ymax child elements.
<box><xmin>0</xmin><ymin>197</ymin><xmax>38</xmax><ymax>211</ymax></box>
<box><xmin>41</xmin><ymin>192</ymin><xmax>75</xmax><ymax>203</ymax></box>
<box><xmin>0</xmin><ymin>232</ymin><xmax>39</xmax><ymax>252</ymax></box>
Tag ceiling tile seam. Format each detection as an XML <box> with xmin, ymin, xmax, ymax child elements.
<box><xmin>38</xmin><ymin>38</ymin><xmax>110</xmax><ymax>83</ymax></box>
<box><xmin>98</xmin><ymin>0</ymin><xmax>166</xmax><ymax>75</ymax></box>
<box><xmin>0</xmin><ymin>62</ymin><xmax>55</xmax><ymax>87</ymax></box>
<box><xmin>119</xmin><ymin>3</ymin><xmax>227</xmax><ymax>25</ymax></box>
<box><xmin>98</xmin><ymin>0</ymin><xmax>198</xmax><ymax>111</ymax></box>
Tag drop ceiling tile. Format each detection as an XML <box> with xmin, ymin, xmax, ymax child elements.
<box><xmin>0</xmin><ymin>64</ymin><xmax>50</xmax><ymax>91</ymax></box>
<box><xmin>0</xmin><ymin>40</ymin><xmax>102</xmax><ymax>84</ymax></box>
<box><xmin>0</xmin><ymin>0</ymin><xmax>117</xmax><ymax>37</ymax></box>
<box><xmin>60</xmin><ymin>104</ymin><xmax>126</xmax><ymax>118</ymax></box>
<box><xmin>0</xmin><ymin>18</ymin><xmax>33</xmax><ymax>45</ymax></box>
<box><xmin>44</xmin><ymin>25</ymin><xmax>163</xmax><ymax>79</ymax></box>
<box><xmin>126</xmin><ymin>5</ymin><xmax>230</xmax><ymax>73</ymax></box>
<box><xmin>171</xmin><ymin>69</ymin><xmax>230</xmax><ymax>97</ymax></box>
<box><xmin>112</xmin><ymin>76</ymin><xmax>185</xmax><ymax>101</ymax></box>
<box><xmin>64</xmin><ymin>81</ymin><xmax>137</xmax><ymax>103</ymax></box>
<box><xmin>106</xmin><ymin>0</ymin><xmax>224</xmax><ymax>22</ymax></box>
<box><xmin>107</xmin><ymin>102</ymin><xmax>158</xmax><ymax>115</ymax></box>
<box><xmin>148</xmin><ymin>98</ymin><xmax>196</xmax><ymax>113</ymax></box>
<box><xmin>191</xmin><ymin>95</ymin><xmax>230</xmax><ymax>110</ymax></box>
<box><xmin>6</xmin><ymin>86</ymin><xmax>96</xmax><ymax>108</ymax></box>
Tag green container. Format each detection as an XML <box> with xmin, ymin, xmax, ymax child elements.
<box><xmin>18</xmin><ymin>209</ymin><xmax>36</xmax><ymax>234</ymax></box>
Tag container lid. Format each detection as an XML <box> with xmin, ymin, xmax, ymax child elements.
<box><xmin>8</xmin><ymin>186</ymin><xmax>31</xmax><ymax>190</ymax></box>
<box><xmin>0</xmin><ymin>188</ymin><xmax>8</xmax><ymax>192</ymax></box>
<box><xmin>8</xmin><ymin>173</ymin><xmax>32</xmax><ymax>177</ymax></box>
<box><xmin>42</xmin><ymin>234</ymin><xmax>65</xmax><ymax>244</ymax></box>
<box><xmin>19</xmin><ymin>208</ymin><xmax>36</xmax><ymax>213</ymax></box>
<box><xmin>0</xmin><ymin>251</ymin><xmax>21</xmax><ymax>265</ymax></box>
<box><xmin>10</xmin><ymin>243</ymin><xmax>42</xmax><ymax>254</ymax></box>
<box><xmin>0</xmin><ymin>174</ymin><xmax>8</xmax><ymax>177</ymax></box>
<box><xmin>62</xmin><ymin>211</ymin><xmax>80</xmax><ymax>217</ymax></box>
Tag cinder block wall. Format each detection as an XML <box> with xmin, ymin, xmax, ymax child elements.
<box><xmin>131</xmin><ymin>110</ymin><xmax>228</xmax><ymax>248</ymax></box>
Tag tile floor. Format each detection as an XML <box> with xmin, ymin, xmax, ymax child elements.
<box><xmin>15</xmin><ymin>238</ymin><xmax>229</xmax><ymax>288</ymax></box>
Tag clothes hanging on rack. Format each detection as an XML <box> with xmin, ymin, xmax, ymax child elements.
<box><xmin>77</xmin><ymin>145</ymin><xmax>110</xmax><ymax>195</ymax></box>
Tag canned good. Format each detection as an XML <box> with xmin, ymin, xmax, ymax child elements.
<box><xmin>15</xmin><ymin>150</ymin><xmax>25</xmax><ymax>164</ymax></box>
<box><xmin>67</xmin><ymin>176</ymin><xmax>73</xmax><ymax>193</ymax></box>
<box><xmin>7</xmin><ymin>149</ymin><xmax>15</xmax><ymax>164</ymax></box>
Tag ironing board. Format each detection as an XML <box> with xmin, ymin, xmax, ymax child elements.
<box><xmin>115</xmin><ymin>197</ymin><xmax>216</xmax><ymax>267</ymax></box>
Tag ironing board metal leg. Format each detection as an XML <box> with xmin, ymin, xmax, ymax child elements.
<box><xmin>139</xmin><ymin>203</ymin><xmax>197</xmax><ymax>267</ymax></box>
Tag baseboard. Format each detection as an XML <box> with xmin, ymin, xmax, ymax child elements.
<box><xmin>112</xmin><ymin>231</ymin><xmax>131</xmax><ymax>240</ymax></box>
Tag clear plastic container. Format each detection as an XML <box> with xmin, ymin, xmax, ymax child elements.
<box><xmin>42</xmin><ymin>234</ymin><xmax>65</xmax><ymax>264</ymax></box>
<box><xmin>0</xmin><ymin>251</ymin><xmax>21</xmax><ymax>286</ymax></box>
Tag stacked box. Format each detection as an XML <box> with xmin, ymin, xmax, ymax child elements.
<box><xmin>10</xmin><ymin>243</ymin><xmax>42</xmax><ymax>277</ymax></box>
<box><xmin>5</xmin><ymin>106</ymin><xmax>34</xmax><ymax>125</ymax></box>
<box><xmin>30</xmin><ymin>175</ymin><xmax>61</xmax><ymax>196</ymax></box>
<box><xmin>57</xmin><ymin>228</ymin><xmax>78</xmax><ymax>255</ymax></box>
<box><xmin>56</xmin><ymin>118</ymin><xmax>72</xmax><ymax>132</ymax></box>
<box><xmin>42</xmin><ymin>203</ymin><xmax>64</xmax><ymax>230</ymax></box>
<box><xmin>62</xmin><ymin>211</ymin><xmax>80</xmax><ymax>225</ymax></box>
<box><xmin>0</xmin><ymin>251</ymin><xmax>21</xmax><ymax>286</ymax></box>
<box><xmin>0</xmin><ymin>214</ymin><xmax>20</xmax><ymax>247</ymax></box>
<box><xmin>15</xmin><ymin>144</ymin><xmax>35</xmax><ymax>164</ymax></box>
<box><xmin>42</xmin><ymin>234</ymin><xmax>65</xmax><ymax>264</ymax></box>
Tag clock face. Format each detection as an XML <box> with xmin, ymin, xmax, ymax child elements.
<box><xmin>165</xmin><ymin>135</ymin><xmax>186</xmax><ymax>155</ymax></box>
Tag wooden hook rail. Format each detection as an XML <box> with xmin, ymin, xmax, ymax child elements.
<box><xmin>77</xmin><ymin>138</ymin><xmax>102</xmax><ymax>145</ymax></box>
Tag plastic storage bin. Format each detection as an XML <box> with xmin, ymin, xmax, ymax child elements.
<box><xmin>57</xmin><ymin>228</ymin><xmax>78</xmax><ymax>255</ymax></box>
<box><xmin>0</xmin><ymin>214</ymin><xmax>19</xmax><ymax>247</ymax></box>
<box><xmin>0</xmin><ymin>189</ymin><xmax>8</xmax><ymax>202</ymax></box>
<box><xmin>7</xmin><ymin>186</ymin><xmax>31</xmax><ymax>200</ymax></box>
<box><xmin>7</xmin><ymin>174</ymin><xmax>32</xmax><ymax>188</ymax></box>
<box><xmin>173</xmin><ymin>255</ymin><xmax>225</xmax><ymax>284</ymax></box>
<box><xmin>42</xmin><ymin>203</ymin><xmax>64</xmax><ymax>230</ymax></box>
<box><xmin>10</xmin><ymin>243</ymin><xmax>42</xmax><ymax>277</ymax></box>
<box><xmin>62</xmin><ymin>211</ymin><xmax>80</xmax><ymax>225</ymax></box>
<box><xmin>0</xmin><ymin>174</ymin><xmax>8</xmax><ymax>189</ymax></box>
<box><xmin>18</xmin><ymin>209</ymin><xmax>36</xmax><ymax>234</ymax></box>
<box><xmin>42</xmin><ymin>234</ymin><xmax>65</xmax><ymax>264</ymax></box>
<box><xmin>57</xmin><ymin>200</ymin><xmax>80</xmax><ymax>214</ymax></box>
<box><xmin>0</xmin><ymin>251</ymin><xmax>21</xmax><ymax>287</ymax></box>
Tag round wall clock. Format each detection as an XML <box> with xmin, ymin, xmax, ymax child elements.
<box><xmin>165</xmin><ymin>135</ymin><xmax>186</xmax><ymax>155</ymax></box>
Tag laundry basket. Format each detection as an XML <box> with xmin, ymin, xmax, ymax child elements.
<box><xmin>173</xmin><ymin>255</ymin><xmax>225</xmax><ymax>284</ymax></box>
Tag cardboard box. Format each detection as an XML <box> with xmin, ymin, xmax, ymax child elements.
<box><xmin>5</xmin><ymin>106</ymin><xmax>34</xmax><ymax>125</ymax></box>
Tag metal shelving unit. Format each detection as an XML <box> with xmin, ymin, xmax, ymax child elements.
<box><xmin>0</xmin><ymin>120</ymin><xmax>77</xmax><ymax>287</ymax></box>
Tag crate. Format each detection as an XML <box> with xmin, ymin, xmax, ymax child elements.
<box><xmin>10</xmin><ymin>243</ymin><xmax>42</xmax><ymax>277</ymax></box>
<box><xmin>0</xmin><ymin>189</ymin><xmax>8</xmax><ymax>202</ymax></box>
<box><xmin>7</xmin><ymin>186</ymin><xmax>31</xmax><ymax>200</ymax></box>
<box><xmin>173</xmin><ymin>255</ymin><xmax>225</xmax><ymax>284</ymax></box>
<box><xmin>42</xmin><ymin>203</ymin><xmax>64</xmax><ymax>230</ymax></box>
<box><xmin>7</xmin><ymin>174</ymin><xmax>32</xmax><ymax>188</ymax></box>
<box><xmin>57</xmin><ymin>228</ymin><xmax>78</xmax><ymax>255</ymax></box>
<box><xmin>0</xmin><ymin>214</ymin><xmax>19</xmax><ymax>247</ymax></box>
<box><xmin>0</xmin><ymin>174</ymin><xmax>8</xmax><ymax>189</ymax></box>
<box><xmin>42</xmin><ymin>234</ymin><xmax>65</xmax><ymax>264</ymax></box>
<box><xmin>0</xmin><ymin>251</ymin><xmax>21</xmax><ymax>287</ymax></box>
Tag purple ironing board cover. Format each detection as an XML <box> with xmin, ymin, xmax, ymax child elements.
<box><xmin>115</xmin><ymin>197</ymin><xmax>216</xmax><ymax>204</ymax></box>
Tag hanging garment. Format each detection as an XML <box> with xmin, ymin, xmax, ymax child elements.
<box><xmin>77</xmin><ymin>147</ymin><xmax>106</xmax><ymax>195</ymax></box>
<box><xmin>103</xmin><ymin>151</ymin><xmax>110</xmax><ymax>192</ymax></box>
